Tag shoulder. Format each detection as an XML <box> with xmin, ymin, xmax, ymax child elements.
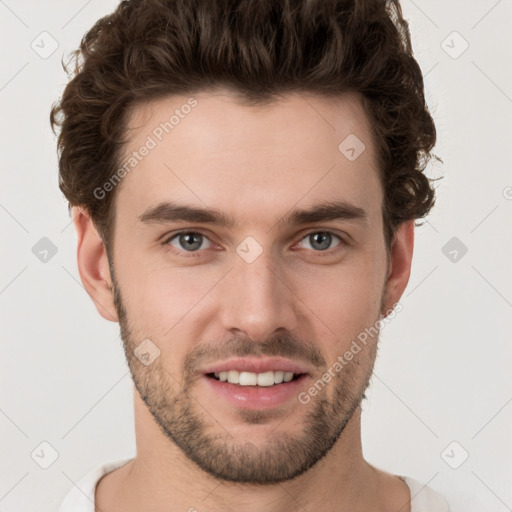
<box><xmin>400</xmin><ymin>475</ymin><xmax>451</xmax><ymax>512</ymax></box>
<box><xmin>58</xmin><ymin>458</ymin><xmax>134</xmax><ymax>512</ymax></box>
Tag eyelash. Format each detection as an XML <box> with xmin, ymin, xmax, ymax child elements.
<box><xmin>162</xmin><ymin>230</ymin><xmax>347</xmax><ymax>258</ymax></box>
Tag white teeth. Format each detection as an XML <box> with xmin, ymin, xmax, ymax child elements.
<box><xmin>274</xmin><ymin>370</ymin><xmax>284</xmax><ymax>384</ymax></box>
<box><xmin>212</xmin><ymin>370</ymin><xmax>299</xmax><ymax>386</ymax></box>
<box><xmin>227</xmin><ymin>370</ymin><xmax>240</xmax><ymax>384</ymax></box>
<box><xmin>239</xmin><ymin>371</ymin><xmax>257</xmax><ymax>385</ymax></box>
<box><xmin>256</xmin><ymin>371</ymin><xmax>274</xmax><ymax>387</ymax></box>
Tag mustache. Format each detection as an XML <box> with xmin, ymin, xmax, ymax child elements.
<box><xmin>184</xmin><ymin>334</ymin><xmax>326</xmax><ymax>376</ymax></box>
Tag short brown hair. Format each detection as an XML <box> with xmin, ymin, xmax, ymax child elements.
<box><xmin>50</xmin><ymin>0</ymin><xmax>440</xmax><ymax>254</ymax></box>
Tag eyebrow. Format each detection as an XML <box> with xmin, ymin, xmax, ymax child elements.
<box><xmin>137</xmin><ymin>200</ymin><xmax>368</xmax><ymax>229</ymax></box>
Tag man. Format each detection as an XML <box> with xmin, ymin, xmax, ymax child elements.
<box><xmin>52</xmin><ymin>0</ymin><xmax>450</xmax><ymax>510</ymax></box>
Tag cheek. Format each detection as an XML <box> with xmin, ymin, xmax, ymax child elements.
<box><xmin>292</xmin><ymin>254</ymin><xmax>386</xmax><ymax>349</ymax></box>
<box><xmin>118</xmin><ymin>255</ymin><xmax>222</xmax><ymax>337</ymax></box>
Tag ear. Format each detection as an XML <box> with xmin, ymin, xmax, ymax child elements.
<box><xmin>381</xmin><ymin>220</ymin><xmax>415</xmax><ymax>316</ymax></box>
<box><xmin>72</xmin><ymin>206</ymin><xmax>119</xmax><ymax>322</ymax></box>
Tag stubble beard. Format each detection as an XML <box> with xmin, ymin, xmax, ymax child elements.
<box><xmin>110</xmin><ymin>266</ymin><xmax>384</xmax><ymax>485</ymax></box>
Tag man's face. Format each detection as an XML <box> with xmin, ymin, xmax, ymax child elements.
<box><xmin>108</xmin><ymin>90</ymin><xmax>390</xmax><ymax>484</ymax></box>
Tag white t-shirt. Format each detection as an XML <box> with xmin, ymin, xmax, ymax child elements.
<box><xmin>58</xmin><ymin>458</ymin><xmax>451</xmax><ymax>512</ymax></box>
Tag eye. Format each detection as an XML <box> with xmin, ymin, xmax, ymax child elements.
<box><xmin>163</xmin><ymin>230</ymin><xmax>345</xmax><ymax>258</ymax></box>
<box><xmin>166</xmin><ymin>231</ymin><xmax>212</xmax><ymax>253</ymax></box>
<box><xmin>297</xmin><ymin>231</ymin><xmax>343</xmax><ymax>252</ymax></box>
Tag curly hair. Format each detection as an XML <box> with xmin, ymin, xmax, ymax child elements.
<box><xmin>50</xmin><ymin>0</ymin><xmax>441</xmax><ymax>255</ymax></box>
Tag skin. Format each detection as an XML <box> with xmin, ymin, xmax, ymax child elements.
<box><xmin>73</xmin><ymin>89</ymin><xmax>414</xmax><ymax>512</ymax></box>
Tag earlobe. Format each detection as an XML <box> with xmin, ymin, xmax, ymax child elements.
<box><xmin>72</xmin><ymin>206</ymin><xmax>119</xmax><ymax>322</ymax></box>
<box><xmin>382</xmin><ymin>220</ymin><xmax>415</xmax><ymax>316</ymax></box>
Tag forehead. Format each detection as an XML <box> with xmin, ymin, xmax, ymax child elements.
<box><xmin>116</xmin><ymin>90</ymin><xmax>382</xmax><ymax>227</ymax></box>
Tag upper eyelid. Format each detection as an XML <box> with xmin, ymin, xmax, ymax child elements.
<box><xmin>165</xmin><ymin>230</ymin><xmax>215</xmax><ymax>245</ymax></box>
<box><xmin>296</xmin><ymin>231</ymin><xmax>343</xmax><ymax>247</ymax></box>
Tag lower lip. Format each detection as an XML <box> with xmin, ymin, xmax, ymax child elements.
<box><xmin>203</xmin><ymin>374</ymin><xmax>308</xmax><ymax>410</ymax></box>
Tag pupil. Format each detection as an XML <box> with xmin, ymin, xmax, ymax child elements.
<box><xmin>180</xmin><ymin>232</ymin><xmax>202</xmax><ymax>251</ymax></box>
<box><xmin>311</xmin><ymin>232</ymin><xmax>331</xmax><ymax>250</ymax></box>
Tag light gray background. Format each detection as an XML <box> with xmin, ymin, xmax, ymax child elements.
<box><xmin>1</xmin><ymin>1</ymin><xmax>511</xmax><ymax>511</ymax></box>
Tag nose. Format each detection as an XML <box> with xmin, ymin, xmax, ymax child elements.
<box><xmin>217</xmin><ymin>247</ymin><xmax>299</xmax><ymax>342</ymax></box>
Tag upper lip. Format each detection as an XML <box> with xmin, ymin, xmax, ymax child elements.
<box><xmin>201</xmin><ymin>357</ymin><xmax>311</xmax><ymax>375</ymax></box>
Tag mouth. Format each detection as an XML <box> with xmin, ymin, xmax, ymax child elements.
<box><xmin>203</xmin><ymin>370</ymin><xmax>309</xmax><ymax>410</ymax></box>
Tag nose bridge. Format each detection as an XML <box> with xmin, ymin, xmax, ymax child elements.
<box><xmin>219</xmin><ymin>240</ymin><xmax>297</xmax><ymax>340</ymax></box>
